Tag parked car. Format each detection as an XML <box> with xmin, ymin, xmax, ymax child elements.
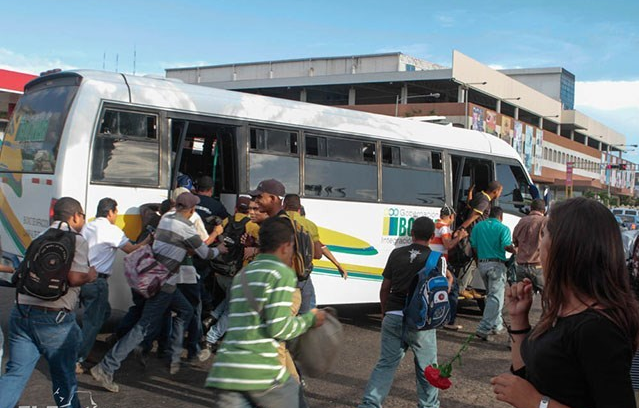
<box><xmin>612</xmin><ymin>207</ymin><xmax>639</xmax><ymax>217</ymax></box>
<box><xmin>619</xmin><ymin>215</ymin><xmax>639</xmax><ymax>230</ymax></box>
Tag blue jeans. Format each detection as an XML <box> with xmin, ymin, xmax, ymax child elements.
<box><xmin>207</xmin><ymin>275</ymin><xmax>232</xmax><ymax>344</ymax></box>
<box><xmin>476</xmin><ymin>261</ymin><xmax>507</xmax><ymax>334</ymax></box>
<box><xmin>99</xmin><ymin>287</ymin><xmax>193</xmax><ymax>374</ymax></box>
<box><xmin>297</xmin><ymin>276</ymin><xmax>316</xmax><ymax>314</ymax></box>
<box><xmin>0</xmin><ymin>305</ymin><xmax>82</xmax><ymax>408</ymax></box>
<box><xmin>1</xmin><ymin>319</ymin><xmax>4</xmax><ymax>376</ymax></box>
<box><xmin>78</xmin><ymin>277</ymin><xmax>111</xmax><ymax>362</ymax></box>
<box><xmin>448</xmin><ymin>275</ymin><xmax>459</xmax><ymax>324</ymax></box>
<box><xmin>359</xmin><ymin>314</ymin><xmax>439</xmax><ymax>408</ymax></box>
<box><xmin>211</xmin><ymin>376</ymin><xmax>301</xmax><ymax>408</ymax></box>
<box><xmin>178</xmin><ymin>282</ymin><xmax>202</xmax><ymax>358</ymax></box>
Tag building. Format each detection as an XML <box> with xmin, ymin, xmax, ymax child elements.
<box><xmin>166</xmin><ymin>51</ymin><xmax>635</xmax><ymax>198</ymax></box>
<box><xmin>0</xmin><ymin>69</ymin><xmax>37</xmax><ymax>140</ymax></box>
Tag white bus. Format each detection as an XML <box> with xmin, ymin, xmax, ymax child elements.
<box><xmin>0</xmin><ymin>70</ymin><xmax>539</xmax><ymax>315</ymax></box>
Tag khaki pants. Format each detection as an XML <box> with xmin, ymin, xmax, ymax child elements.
<box><xmin>277</xmin><ymin>288</ymin><xmax>302</xmax><ymax>382</ymax></box>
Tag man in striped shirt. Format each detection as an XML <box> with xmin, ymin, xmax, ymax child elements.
<box><xmin>91</xmin><ymin>192</ymin><xmax>225</xmax><ymax>392</ymax></box>
<box><xmin>207</xmin><ymin>216</ymin><xmax>326</xmax><ymax>408</ymax></box>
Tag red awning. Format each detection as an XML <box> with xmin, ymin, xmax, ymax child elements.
<box><xmin>0</xmin><ymin>69</ymin><xmax>37</xmax><ymax>93</ymax></box>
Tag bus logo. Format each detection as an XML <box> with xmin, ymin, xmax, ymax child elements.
<box><xmin>383</xmin><ymin>208</ymin><xmax>415</xmax><ymax>237</ymax></box>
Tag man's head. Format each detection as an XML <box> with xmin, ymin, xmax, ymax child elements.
<box><xmin>486</xmin><ymin>181</ymin><xmax>503</xmax><ymax>200</ymax></box>
<box><xmin>236</xmin><ymin>195</ymin><xmax>251</xmax><ymax>215</ymax></box>
<box><xmin>258</xmin><ymin>216</ymin><xmax>295</xmax><ymax>265</ymax></box>
<box><xmin>411</xmin><ymin>217</ymin><xmax>436</xmax><ymax>243</ymax></box>
<box><xmin>440</xmin><ymin>204</ymin><xmax>455</xmax><ymax>221</ymax></box>
<box><xmin>248</xmin><ymin>197</ymin><xmax>268</xmax><ymax>225</ymax></box>
<box><xmin>249</xmin><ymin>179</ymin><xmax>286</xmax><ymax>217</ymax></box>
<box><xmin>489</xmin><ymin>206</ymin><xmax>504</xmax><ymax>221</ymax></box>
<box><xmin>96</xmin><ymin>197</ymin><xmax>118</xmax><ymax>225</ymax></box>
<box><xmin>196</xmin><ymin>176</ymin><xmax>214</xmax><ymax>196</ymax></box>
<box><xmin>53</xmin><ymin>197</ymin><xmax>86</xmax><ymax>231</ymax></box>
<box><xmin>531</xmin><ymin>198</ymin><xmax>545</xmax><ymax>213</ymax></box>
<box><xmin>175</xmin><ymin>192</ymin><xmax>200</xmax><ymax>217</ymax></box>
<box><xmin>283</xmin><ymin>194</ymin><xmax>302</xmax><ymax>212</ymax></box>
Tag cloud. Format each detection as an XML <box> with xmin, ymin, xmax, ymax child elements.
<box><xmin>0</xmin><ymin>48</ymin><xmax>75</xmax><ymax>75</ymax></box>
<box><xmin>576</xmin><ymin>80</ymin><xmax>639</xmax><ymax>111</ymax></box>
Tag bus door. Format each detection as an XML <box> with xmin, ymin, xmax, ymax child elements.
<box><xmin>451</xmin><ymin>155</ymin><xmax>493</xmax><ymax>226</ymax></box>
<box><xmin>169</xmin><ymin>118</ymin><xmax>239</xmax><ymax>211</ymax></box>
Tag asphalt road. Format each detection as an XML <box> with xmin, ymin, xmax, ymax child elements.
<box><xmin>0</xmin><ymin>286</ymin><xmax>541</xmax><ymax>408</ymax></box>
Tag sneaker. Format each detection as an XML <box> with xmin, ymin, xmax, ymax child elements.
<box><xmin>490</xmin><ymin>327</ymin><xmax>506</xmax><ymax>335</ymax></box>
<box><xmin>202</xmin><ymin>316</ymin><xmax>218</xmax><ymax>332</ymax></box>
<box><xmin>169</xmin><ymin>362</ymin><xmax>181</xmax><ymax>375</ymax></box>
<box><xmin>75</xmin><ymin>362</ymin><xmax>85</xmax><ymax>375</ymax></box>
<box><xmin>197</xmin><ymin>348</ymin><xmax>212</xmax><ymax>362</ymax></box>
<box><xmin>460</xmin><ymin>289</ymin><xmax>474</xmax><ymax>300</ymax></box>
<box><xmin>444</xmin><ymin>324</ymin><xmax>463</xmax><ymax>331</ymax></box>
<box><xmin>475</xmin><ymin>331</ymin><xmax>489</xmax><ymax>341</ymax></box>
<box><xmin>90</xmin><ymin>365</ymin><xmax>119</xmax><ymax>393</ymax></box>
<box><xmin>133</xmin><ymin>346</ymin><xmax>148</xmax><ymax>368</ymax></box>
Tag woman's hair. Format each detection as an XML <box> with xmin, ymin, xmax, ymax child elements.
<box><xmin>532</xmin><ymin>197</ymin><xmax>639</xmax><ymax>350</ymax></box>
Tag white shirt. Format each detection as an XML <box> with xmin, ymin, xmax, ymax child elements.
<box><xmin>81</xmin><ymin>217</ymin><xmax>129</xmax><ymax>275</ymax></box>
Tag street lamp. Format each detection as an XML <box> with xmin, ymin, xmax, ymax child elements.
<box><xmin>455</xmin><ymin>81</ymin><xmax>487</xmax><ymax>128</ymax></box>
<box><xmin>395</xmin><ymin>92</ymin><xmax>441</xmax><ymax>117</ymax></box>
<box><xmin>502</xmin><ymin>97</ymin><xmax>521</xmax><ymax>101</ymax></box>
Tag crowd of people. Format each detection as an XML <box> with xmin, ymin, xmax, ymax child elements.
<box><xmin>1</xmin><ymin>175</ymin><xmax>639</xmax><ymax>408</ymax></box>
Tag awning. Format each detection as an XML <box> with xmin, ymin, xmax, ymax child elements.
<box><xmin>0</xmin><ymin>69</ymin><xmax>37</xmax><ymax>94</ymax></box>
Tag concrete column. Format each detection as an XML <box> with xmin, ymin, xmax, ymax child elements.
<box><xmin>457</xmin><ymin>86</ymin><xmax>465</xmax><ymax>103</ymax></box>
<box><xmin>539</xmin><ymin>117</ymin><xmax>544</xmax><ymax>129</ymax></box>
<box><xmin>300</xmin><ymin>88</ymin><xmax>307</xmax><ymax>102</ymax></box>
<box><xmin>570</xmin><ymin>130</ymin><xmax>575</xmax><ymax>141</ymax></box>
<box><xmin>557</xmin><ymin>124</ymin><xmax>561</xmax><ymax>137</ymax></box>
<box><xmin>400</xmin><ymin>85</ymin><xmax>408</xmax><ymax>104</ymax></box>
<box><xmin>348</xmin><ymin>87</ymin><xmax>356</xmax><ymax>105</ymax></box>
<box><xmin>514</xmin><ymin>107</ymin><xmax>519</xmax><ymax>120</ymax></box>
<box><xmin>584</xmin><ymin>136</ymin><xmax>589</xmax><ymax>147</ymax></box>
<box><xmin>496</xmin><ymin>100</ymin><xmax>502</xmax><ymax>113</ymax></box>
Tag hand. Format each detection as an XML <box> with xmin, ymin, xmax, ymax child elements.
<box><xmin>457</xmin><ymin>229</ymin><xmax>468</xmax><ymax>239</ymax></box>
<box><xmin>141</xmin><ymin>234</ymin><xmax>153</xmax><ymax>245</ymax></box>
<box><xmin>240</xmin><ymin>233</ymin><xmax>248</xmax><ymax>245</ymax></box>
<box><xmin>213</xmin><ymin>225</ymin><xmax>224</xmax><ymax>236</ymax></box>
<box><xmin>311</xmin><ymin>308</ymin><xmax>326</xmax><ymax>327</ymax></box>
<box><xmin>217</xmin><ymin>243</ymin><xmax>228</xmax><ymax>255</ymax></box>
<box><xmin>491</xmin><ymin>373</ymin><xmax>542</xmax><ymax>408</ymax></box>
<box><xmin>87</xmin><ymin>266</ymin><xmax>98</xmax><ymax>283</ymax></box>
<box><xmin>338</xmin><ymin>266</ymin><xmax>348</xmax><ymax>280</ymax></box>
<box><xmin>506</xmin><ymin>278</ymin><xmax>534</xmax><ymax>321</ymax></box>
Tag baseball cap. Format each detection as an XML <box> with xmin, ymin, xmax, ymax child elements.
<box><xmin>248</xmin><ymin>179</ymin><xmax>286</xmax><ymax>197</ymax></box>
<box><xmin>175</xmin><ymin>192</ymin><xmax>200</xmax><ymax>211</ymax></box>
<box><xmin>171</xmin><ymin>187</ymin><xmax>190</xmax><ymax>202</ymax></box>
<box><xmin>440</xmin><ymin>204</ymin><xmax>455</xmax><ymax>217</ymax></box>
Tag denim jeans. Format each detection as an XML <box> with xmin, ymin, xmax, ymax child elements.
<box><xmin>358</xmin><ymin>314</ymin><xmax>439</xmax><ymax>408</ymax></box>
<box><xmin>297</xmin><ymin>276</ymin><xmax>316</xmax><ymax>314</ymax></box>
<box><xmin>207</xmin><ymin>275</ymin><xmax>232</xmax><ymax>344</ymax></box>
<box><xmin>448</xmin><ymin>275</ymin><xmax>460</xmax><ymax>324</ymax></box>
<box><xmin>115</xmin><ymin>289</ymin><xmax>145</xmax><ymax>339</ymax></box>
<box><xmin>211</xmin><ymin>376</ymin><xmax>301</xmax><ymax>408</ymax></box>
<box><xmin>0</xmin><ymin>320</ymin><xmax>4</xmax><ymax>376</ymax></box>
<box><xmin>78</xmin><ymin>277</ymin><xmax>111</xmax><ymax>362</ymax></box>
<box><xmin>99</xmin><ymin>287</ymin><xmax>193</xmax><ymax>374</ymax></box>
<box><xmin>0</xmin><ymin>305</ymin><xmax>82</xmax><ymax>408</ymax></box>
<box><xmin>177</xmin><ymin>282</ymin><xmax>202</xmax><ymax>358</ymax></box>
<box><xmin>476</xmin><ymin>261</ymin><xmax>507</xmax><ymax>334</ymax></box>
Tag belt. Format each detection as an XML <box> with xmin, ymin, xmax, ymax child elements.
<box><xmin>518</xmin><ymin>263</ymin><xmax>541</xmax><ymax>267</ymax></box>
<box><xmin>479</xmin><ymin>258</ymin><xmax>504</xmax><ymax>263</ymax></box>
<box><xmin>24</xmin><ymin>304</ymin><xmax>70</xmax><ymax>313</ymax></box>
<box><xmin>98</xmin><ymin>273</ymin><xmax>110</xmax><ymax>279</ymax></box>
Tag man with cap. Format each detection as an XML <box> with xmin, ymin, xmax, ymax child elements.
<box><xmin>91</xmin><ymin>192</ymin><xmax>227</xmax><ymax>392</ymax></box>
<box><xmin>195</xmin><ymin>175</ymin><xmax>229</xmax><ymax>231</ymax></box>
<box><xmin>430</xmin><ymin>205</ymin><xmax>468</xmax><ymax>331</ymax></box>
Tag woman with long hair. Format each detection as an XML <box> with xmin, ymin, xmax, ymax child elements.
<box><xmin>491</xmin><ymin>197</ymin><xmax>639</xmax><ymax>408</ymax></box>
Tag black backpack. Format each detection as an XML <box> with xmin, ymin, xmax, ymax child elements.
<box><xmin>210</xmin><ymin>216</ymin><xmax>251</xmax><ymax>277</ymax></box>
<box><xmin>13</xmin><ymin>222</ymin><xmax>77</xmax><ymax>301</ymax></box>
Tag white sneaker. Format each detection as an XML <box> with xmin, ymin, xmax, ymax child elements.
<box><xmin>90</xmin><ymin>365</ymin><xmax>119</xmax><ymax>393</ymax></box>
<box><xmin>197</xmin><ymin>348</ymin><xmax>212</xmax><ymax>362</ymax></box>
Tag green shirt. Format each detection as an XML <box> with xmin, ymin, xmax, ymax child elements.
<box><xmin>206</xmin><ymin>254</ymin><xmax>315</xmax><ymax>391</ymax></box>
<box><xmin>470</xmin><ymin>218</ymin><xmax>512</xmax><ymax>261</ymax></box>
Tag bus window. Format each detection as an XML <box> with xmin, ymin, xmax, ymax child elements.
<box><xmin>496</xmin><ymin>162</ymin><xmax>532</xmax><ymax>214</ymax></box>
<box><xmin>249</xmin><ymin>127</ymin><xmax>299</xmax><ymax>194</ymax></box>
<box><xmin>91</xmin><ymin>109</ymin><xmax>159</xmax><ymax>186</ymax></box>
<box><xmin>304</xmin><ymin>134</ymin><xmax>377</xmax><ymax>201</ymax></box>
<box><xmin>0</xmin><ymin>79</ymin><xmax>80</xmax><ymax>174</ymax></box>
<box><xmin>381</xmin><ymin>144</ymin><xmax>445</xmax><ymax>206</ymax></box>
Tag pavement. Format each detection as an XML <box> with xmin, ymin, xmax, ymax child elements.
<box><xmin>0</xmin><ymin>285</ymin><xmax>541</xmax><ymax>408</ymax></box>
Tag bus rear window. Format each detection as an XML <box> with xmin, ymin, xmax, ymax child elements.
<box><xmin>0</xmin><ymin>82</ymin><xmax>79</xmax><ymax>174</ymax></box>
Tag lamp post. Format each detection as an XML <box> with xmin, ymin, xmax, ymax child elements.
<box><xmin>456</xmin><ymin>81</ymin><xmax>487</xmax><ymax>129</ymax></box>
<box><xmin>395</xmin><ymin>92</ymin><xmax>441</xmax><ymax>117</ymax></box>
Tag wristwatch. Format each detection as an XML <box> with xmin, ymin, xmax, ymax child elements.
<box><xmin>539</xmin><ymin>395</ymin><xmax>550</xmax><ymax>408</ymax></box>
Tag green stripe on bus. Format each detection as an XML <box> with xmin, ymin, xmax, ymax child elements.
<box><xmin>324</xmin><ymin>245</ymin><xmax>378</xmax><ymax>256</ymax></box>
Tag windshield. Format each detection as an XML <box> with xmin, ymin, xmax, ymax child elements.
<box><xmin>0</xmin><ymin>77</ymin><xmax>80</xmax><ymax>174</ymax></box>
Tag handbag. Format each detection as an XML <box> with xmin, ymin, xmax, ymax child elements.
<box><xmin>240</xmin><ymin>269</ymin><xmax>344</xmax><ymax>378</ymax></box>
<box><xmin>124</xmin><ymin>245</ymin><xmax>172</xmax><ymax>298</ymax></box>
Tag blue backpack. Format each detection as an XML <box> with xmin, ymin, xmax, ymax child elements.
<box><xmin>404</xmin><ymin>250</ymin><xmax>450</xmax><ymax>330</ymax></box>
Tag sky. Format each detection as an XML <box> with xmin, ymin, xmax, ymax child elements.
<box><xmin>2</xmin><ymin>0</ymin><xmax>638</xmax><ymax>157</ymax></box>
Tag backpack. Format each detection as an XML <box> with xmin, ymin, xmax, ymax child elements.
<box><xmin>284</xmin><ymin>215</ymin><xmax>314</xmax><ymax>281</ymax></box>
<box><xmin>124</xmin><ymin>244</ymin><xmax>172</xmax><ymax>298</ymax></box>
<box><xmin>210</xmin><ymin>216</ymin><xmax>251</xmax><ymax>277</ymax></box>
<box><xmin>403</xmin><ymin>250</ymin><xmax>451</xmax><ymax>331</ymax></box>
<box><xmin>13</xmin><ymin>222</ymin><xmax>77</xmax><ymax>301</ymax></box>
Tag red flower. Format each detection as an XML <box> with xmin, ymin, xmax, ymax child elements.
<box><xmin>424</xmin><ymin>365</ymin><xmax>452</xmax><ymax>390</ymax></box>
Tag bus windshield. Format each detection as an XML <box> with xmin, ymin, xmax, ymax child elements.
<box><xmin>0</xmin><ymin>79</ymin><xmax>79</xmax><ymax>174</ymax></box>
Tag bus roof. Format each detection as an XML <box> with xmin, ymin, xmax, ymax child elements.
<box><xmin>34</xmin><ymin>70</ymin><xmax>523</xmax><ymax>164</ymax></box>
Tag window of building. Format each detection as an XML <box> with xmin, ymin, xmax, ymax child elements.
<box><xmin>92</xmin><ymin>109</ymin><xmax>159</xmax><ymax>186</ymax></box>
<box><xmin>304</xmin><ymin>134</ymin><xmax>377</xmax><ymax>200</ymax></box>
<box><xmin>381</xmin><ymin>144</ymin><xmax>444</xmax><ymax>205</ymax></box>
<box><xmin>249</xmin><ymin>126</ymin><xmax>300</xmax><ymax>194</ymax></box>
